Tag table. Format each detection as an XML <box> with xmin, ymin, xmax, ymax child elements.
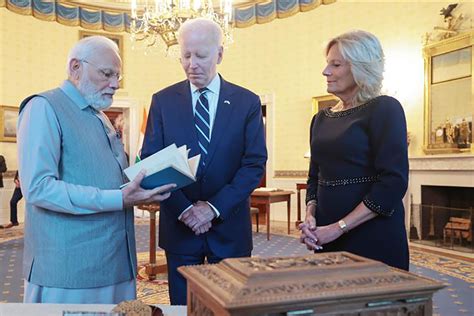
<box><xmin>137</xmin><ymin>203</ymin><xmax>167</xmax><ymax>281</ymax></box>
<box><xmin>250</xmin><ymin>190</ymin><xmax>294</xmax><ymax>240</ymax></box>
<box><xmin>295</xmin><ymin>183</ymin><xmax>308</xmax><ymax>228</ymax></box>
<box><xmin>0</xmin><ymin>303</ymin><xmax>186</xmax><ymax>315</ymax></box>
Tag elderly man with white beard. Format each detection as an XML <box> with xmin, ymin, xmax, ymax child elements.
<box><xmin>17</xmin><ymin>36</ymin><xmax>176</xmax><ymax>304</ymax></box>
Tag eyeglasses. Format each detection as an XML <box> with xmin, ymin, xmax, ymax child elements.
<box><xmin>80</xmin><ymin>59</ymin><xmax>123</xmax><ymax>82</ymax></box>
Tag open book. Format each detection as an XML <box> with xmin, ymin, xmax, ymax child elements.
<box><xmin>123</xmin><ymin>144</ymin><xmax>200</xmax><ymax>191</ymax></box>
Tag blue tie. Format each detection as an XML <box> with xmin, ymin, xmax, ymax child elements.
<box><xmin>194</xmin><ymin>88</ymin><xmax>210</xmax><ymax>166</ymax></box>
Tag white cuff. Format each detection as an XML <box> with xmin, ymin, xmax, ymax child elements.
<box><xmin>206</xmin><ymin>201</ymin><xmax>220</xmax><ymax>218</ymax></box>
<box><xmin>178</xmin><ymin>204</ymin><xmax>193</xmax><ymax>220</ymax></box>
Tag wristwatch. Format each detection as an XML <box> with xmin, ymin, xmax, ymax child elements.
<box><xmin>338</xmin><ymin>219</ymin><xmax>349</xmax><ymax>233</ymax></box>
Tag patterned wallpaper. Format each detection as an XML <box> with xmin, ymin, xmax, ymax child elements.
<box><xmin>0</xmin><ymin>1</ymin><xmax>472</xmax><ymax>171</ymax></box>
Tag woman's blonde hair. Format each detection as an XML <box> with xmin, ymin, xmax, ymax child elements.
<box><xmin>326</xmin><ymin>30</ymin><xmax>384</xmax><ymax>106</ymax></box>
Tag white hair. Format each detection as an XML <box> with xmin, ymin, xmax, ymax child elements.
<box><xmin>178</xmin><ymin>18</ymin><xmax>223</xmax><ymax>47</ymax></box>
<box><xmin>66</xmin><ymin>35</ymin><xmax>120</xmax><ymax>76</ymax></box>
<box><xmin>326</xmin><ymin>30</ymin><xmax>385</xmax><ymax>106</ymax></box>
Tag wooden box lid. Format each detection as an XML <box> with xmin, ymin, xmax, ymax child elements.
<box><xmin>178</xmin><ymin>252</ymin><xmax>444</xmax><ymax>311</ymax></box>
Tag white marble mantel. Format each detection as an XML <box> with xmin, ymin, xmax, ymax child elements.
<box><xmin>408</xmin><ymin>154</ymin><xmax>474</xmax><ymax>205</ymax></box>
<box><xmin>407</xmin><ymin>154</ymin><xmax>474</xmax><ymax>255</ymax></box>
<box><xmin>409</xmin><ymin>154</ymin><xmax>474</xmax><ymax>171</ymax></box>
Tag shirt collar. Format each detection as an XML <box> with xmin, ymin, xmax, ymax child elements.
<box><xmin>190</xmin><ymin>74</ymin><xmax>220</xmax><ymax>95</ymax></box>
<box><xmin>60</xmin><ymin>80</ymin><xmax>89</xmax><ymax>110</ymax></box>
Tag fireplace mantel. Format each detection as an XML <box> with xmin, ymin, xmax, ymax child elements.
<box><xmin>408</xmin><ymin>154</ymin><xmax>474</xmax><ymax>205</ymax></box>
<box><xmin>407</xmin><ymin>155</ymin><xmax>474</xmax><ymax>255</ymax></box>
<box><xmin>409</xmin><ymin>154</ymin><xmax>474</xmax><ymax>171</ymax></box>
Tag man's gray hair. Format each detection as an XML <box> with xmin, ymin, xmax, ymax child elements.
<box><xmin>66</xmin><ymin>36</ymin><xmax>120</xmax><ymax>76</ymax></box>
<box><xmin>326</xmin><ymin>30</ymin><xmax>385</xmax><ymax>106</ymax></box>
<box><xmin>178</xmin><ymin>18</ymin><xmax>223</xmax><ymax>47</ymax></box>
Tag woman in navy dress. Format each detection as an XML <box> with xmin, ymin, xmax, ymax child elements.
<box><xmin>299</xmin><ymin>30</ymin><xmax>409</xmax><ymax>270</ymax></box>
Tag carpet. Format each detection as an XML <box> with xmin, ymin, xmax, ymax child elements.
<box><xmin>410</xmin><ymin>250</ymin><xmax>473</xmax><ymax>283</ymax></box>
<box><xmin>0</xmin><ymin>224</ymin><xmax>23</xmax><ymax>244</ymax></box>
<box><xmin>136</xmin><ymin>252</ymin><xmax>170</xmax><ymax>305</ymax></box>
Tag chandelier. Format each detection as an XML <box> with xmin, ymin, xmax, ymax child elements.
<box><xmin>130</xmin><ymin>0</ymin><xmax>233</xmax><ymax>54</ymax></box>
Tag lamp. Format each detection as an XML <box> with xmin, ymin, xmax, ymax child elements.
<box><xmin>130</xmin><ymin>0</ymin><xmax>233</xmax><ymax>55</ymax></box>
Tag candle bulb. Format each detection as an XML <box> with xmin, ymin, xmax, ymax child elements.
<box><xmin>131</xmin><ymin>0</ymin><xmax>137</xmax><ymax>18</ymax></box>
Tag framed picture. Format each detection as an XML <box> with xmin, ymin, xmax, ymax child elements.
<box><xmin>312</xmin><ymin>95</ymin><xmax>339</xmax><ymax>115</ymax></box>
<box><xmin>104</xmin><ymin>107</ymin><xmax>130</xmax><ymax>159</ymax></box>
<box><xmin>0</xmin><ymin>105</ymin><xmax>19</xmax><ymax>142</ymax></box>
<box><xmin>79</xmin><ymin>31</ymin><xmax>124</xmax><ymax>88</ymax></box>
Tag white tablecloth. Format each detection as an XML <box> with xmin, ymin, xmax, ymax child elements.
<box><xmin>0</xmin><ymin>303</ymin><xmax>187</xmax><ymax>316</ymax></box>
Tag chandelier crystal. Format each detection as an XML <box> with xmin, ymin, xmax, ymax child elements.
<box><xmin>130</xmin><ymin>0</ymin><xmax>233</xmax><ymax>54</ymax></box>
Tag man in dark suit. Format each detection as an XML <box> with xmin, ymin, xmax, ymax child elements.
<box><xmin>0</xmin><ymin>155</ymin><xmax>6</xmax><ymax>188</ymax></box>
<box><xmin>141</xmin><ymin>18</ymin><xmax>267</xmax><ymax>305</ymax></box>
<box><xmin>0</xmin><ymin>171</ymin><xmax>21</xmax><ymax>229</ymax></box>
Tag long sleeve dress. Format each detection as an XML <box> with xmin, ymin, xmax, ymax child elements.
<box><xmin>306</xmin><ymin>95</ymin><xmax>409</xmax><ymax>270</ymax></box>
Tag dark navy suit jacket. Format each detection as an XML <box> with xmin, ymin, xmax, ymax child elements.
<box><xmin>141</xmin><ymin>76</ymin><xmax>267</xmax><ymax>257</ymax></box>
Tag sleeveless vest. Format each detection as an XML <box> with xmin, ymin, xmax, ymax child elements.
<box><xmin>20</xmin><ymin>88</ymin><xmax>137</xmax><ymax>288</ymax></box>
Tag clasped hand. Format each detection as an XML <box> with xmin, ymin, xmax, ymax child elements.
<box><xmin>122</xmin><ymin>170</ymin><xmax>176</xmax><ymax>208</ymax></box>
<box><xmin>299</xmin><ymin>213</ymin><xmax>343</xmax><ymax>251</ymax></box>
<box><xmin>299</xmin><ymin>213</ymin><xmax>322</xmax><ymax>251</ymax></box>
<box><xmin>180</xmin><ymin>201</ymin><xmax>215</xmax><ymax>235</ymax></box>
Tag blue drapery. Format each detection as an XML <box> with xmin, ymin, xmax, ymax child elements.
<box><xmin>1</xmin><ymin>0</ymin><xmax>335</xmax><ymax>32</ymax></box>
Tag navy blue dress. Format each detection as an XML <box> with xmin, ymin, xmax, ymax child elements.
<box><xmin>306</xmin><ymin>95</ymin><xmax>409</xmax><ymax>270</ymax></box>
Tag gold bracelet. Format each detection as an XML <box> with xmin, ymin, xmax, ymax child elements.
<box><xmin>338</xmin><ymin>220</ymin><xmax>349</xmax><ymax>233</ymax></box>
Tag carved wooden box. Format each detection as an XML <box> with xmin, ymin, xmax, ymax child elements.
<box><xmin>178</xmin><ymin>252</ymin><xmax>444</xmax><ymax>316</ymax></box>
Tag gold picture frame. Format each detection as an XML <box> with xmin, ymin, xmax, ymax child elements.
<box><xmin>0</xmin><ymin>105</ymin><xmax>19</xmax><ymax>142</ymax></box>
<box><xmin>423</xmin><ymin>31</ymin><xmax>473</xmax><ymax>154</ymax></box>
<box><xmin>79</xmin><ymin>30</ymin><xmax>124</xmax><ymax>88</ymax></box>
<box><xmin>312</xmin><ymin>95</ymin><xmax>339</xmax><ymax>115</ymax></box>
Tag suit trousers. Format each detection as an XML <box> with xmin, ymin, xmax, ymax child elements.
<box><xmin>165</xmin><ymin>239</ymin><xmax>251</xmax><ymax>305</ymax></box>
<box><xmin>9</xmin><ymin>187</ymin><xmax>22</xmax><ymax>224</ymax></box>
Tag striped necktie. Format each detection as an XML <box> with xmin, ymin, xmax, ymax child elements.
<box><xmin>194</xmin><ymin>88</ymin><xmax>210</xmax><ymax>166</ymax></box>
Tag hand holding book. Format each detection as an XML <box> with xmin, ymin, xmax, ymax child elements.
<box><xmin>122</xmin><ymin>170</ymin><xmax>176</xmax><ymax>208</ymax></box>
<box><xmin>123</xmin><ymin>144</ymin><xmax>200</xmax><ymax>191</ymax></box>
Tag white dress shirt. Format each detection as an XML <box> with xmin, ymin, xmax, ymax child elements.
<box><xmin>179</xmin><ymin>74</ymin><xmax>222</xmax><ymax>218</ymax></box>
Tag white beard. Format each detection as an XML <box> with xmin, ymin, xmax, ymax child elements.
<box><xmin>77</xmin><ymin>78</ymin><xmax>114</xmax><ymax>111</ymax></box>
